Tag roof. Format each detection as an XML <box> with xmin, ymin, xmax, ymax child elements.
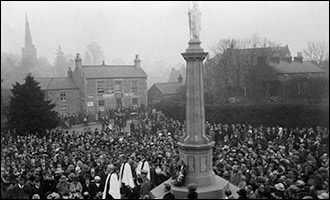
<box><xmin>232</xmin><ymin>45</ymin><xmax>291</xmax><ymax>58</ymax></box>
<box><xmin>35</xmin><ymin>77</ymin><xmax>79</xmax><ymax>90</ymax></box>
<box><xmin>154</xmin><ymin>82</ymin><xmax>183</xmax><ymax>95</ymax></box>
<box><xmin>268</xmin><ymin>61</ymin><xmax>325</xmax><ymax>74</ymax></box>
<box><xmin>81</xmin><ymin>65</ymin><xmax>148</xmax><ymax>79</ymax></box>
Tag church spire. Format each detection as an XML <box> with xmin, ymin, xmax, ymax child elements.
<box><xmin>25</xmin><ymin>13</ymin><xmax>33</xmax><ymax>48</ymax></box>
<box><xmin>22</xmin><ymin>13</ymin><xmax>37</xmax><ymax>59</ymax></box>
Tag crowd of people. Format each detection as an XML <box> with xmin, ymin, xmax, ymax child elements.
<box><xmin>1</xmin><ymin>107</ymin><xmax>329</xmax><ymax>199</ymax></box>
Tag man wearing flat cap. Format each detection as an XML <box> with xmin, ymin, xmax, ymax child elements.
<box><xmin>140</xmin><ymin>169</ymin><xmax>151</xmax><ymax>199</ymax></box>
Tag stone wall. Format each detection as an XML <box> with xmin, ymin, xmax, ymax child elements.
<box><xmin>45</xmin><ymin>89</ymin><xmax>81</xmax><ymax>115</ymax></box>
<box><xmin>85</xmin><ymin>78</ymin><xmax>147</xmax><ymax>115</ymax></box>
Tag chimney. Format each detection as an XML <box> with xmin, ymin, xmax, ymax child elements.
<box><xmin>178</xmin><ymin>74</ymin><xmax>183</xmax><ymax>83</ymax></box>
<box><xmin>68</xmin><ymin>67</ymin><xmax>73</xmax><ymax>79</ymax></box>
<box><xmin>75</xmin><ymin>53</ymin><xmax>82</xmax><ymax>69</ymax></box>
<box><xmin>269</xmin><ymin>56</ymin><xmax>280</xmax><ymax>64</ymax></box>
<box><xmin>281</xmin><ymin>56</ymin><xmax>292</xmax><ymax>63</ymax></box>
<box><xmin>134</xmin><ymin>54</ymin><xmax>141</xmax><ymax>68</ymax></box>
<box><xmin>293</xmin><ymin>52</ymin><xmax>303</xmax><ymax>63</ymax></box>
<box><xmin>257</xmin><ymin>56</ymin><xmax>267</xmax><ymax>65</ymax></box>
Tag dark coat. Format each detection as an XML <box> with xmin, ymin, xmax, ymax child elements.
<box><xmin>163</xmin><ymin>192</ymin><xmax>175</xmax><ymax>199</ymax></box>
<box><xmin>88</xmin><ymin>182</ymin><xmax>104</xmax><ymax>199</ymax></box>
<box><xmin>140</xmin><ymin>178</ymin><xmax>152</xmax><ymax>198</ymax></box>
<box><xmin>8</xmin><ymin>184</ymin><xmax>31</xmax><ymax>199</ymax></box>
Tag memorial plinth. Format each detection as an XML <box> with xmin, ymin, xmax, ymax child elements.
<box><xmin>150</xmin><ymin>39</ymin><xmax>239</xmax><ymax>199</ymax></box>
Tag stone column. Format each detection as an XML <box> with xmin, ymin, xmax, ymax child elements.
<box><xmin>150</xmin><ymin>34</ymin><xmax>239</xmax><ymax>200</ymax></box>
<box><xmin>177</xmin><ymin>38</ymin><xmax>215</xmax><ymax>188</ymax></box>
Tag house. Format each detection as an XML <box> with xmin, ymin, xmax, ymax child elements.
<box><xmin>204</xmin><ymin>45</ymin><xmax>291</xmax><ymax>97</ymax></box>
<box><xmin>35</xmin><ymin>76</ymin><xmax>81</xmax><ymax>117</ymax></box>
<box><xmin>248</xmin><ymin>53</ymin><xmax>326</xmax><ymax>96</ymax></box>
<box><xmin>148</xmin><ymin>75</ymin><xmax>183</xmax><ymax>104</ymax></box>
<box><xmin>72</xmin><ymin>54</ymin><xmax>148</xmax><ymax>117</ymax></box>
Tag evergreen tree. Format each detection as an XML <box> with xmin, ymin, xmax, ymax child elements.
<box><xmin>7</xmin><ymin>74</ymin><xmax>59</xmax><ymax>136</ymax></box>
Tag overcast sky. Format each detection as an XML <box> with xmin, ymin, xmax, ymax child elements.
<box><xmin>1</xmin><ymin>1</ymin><xmax>329</xmax><ymax>68</ymax></box>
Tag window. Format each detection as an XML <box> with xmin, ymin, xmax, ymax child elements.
<box><xmin>307</xmin><ymin>73</ymin><xmax>312</xmax><ymax>79</ymax></box>
<box><xmin>283</xmin><ymin>74</ymin><xmax>288</xmax><ymax>80</ymax></box>
<box><xmin>97</xmin><ymin>81</ymin><xmax>105</xmax><ymax>94</ymax></box>
<box><xmin>60</xmin><ymin>92</ymin><xmax>66</xmax><ymax>101</ymax></box>
<box><xmin>131</xmin><ymin>80</ymin><xmax>138</xmax><ymax>92</ymax></box>
<box><xmin>60</xmin><ymin>107</ymin><xmax>68</xmax><ymax>117</ymax></box>
<box><xmin>115</xmin><ymin>80</ymin><xmax>122</xmax><ymax>92</ymax></box>
<box><xmin>98</xmin><ymin>100</ymin><xmax>105</xmax><ymax>107</ymax></box>
<box><xmin>132</xmin><ymin>97</ymin><xmax>138</xmax><ymax>105</ymax></box>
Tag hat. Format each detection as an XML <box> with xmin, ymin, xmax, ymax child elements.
<box><xmin>274</xmin><ymin>183</ymin><xmax>285</xmax><ymax>191</ymax></box>
<box><xmin>288</xmin><ymin>185</ymin><xmax>299</xmax><ymax>192</ymax></box>
<box><xmin>188</xmin><ymin>183</ymin><xmax>197</xmax><ymax>192</ymax></box>
<box><xmin>232</xmin><ymin>165</ymin><xmax>240</xmax><ymax>171</ymax></box>
<box><xmin>237</xmin><ymin>188</ymin><xmax>247</xmax><ymax>196</ymax></box>
<box><xmin>141</xmin><ymin>170</ymin><xmax>148</xmax><ymax>175</ymax></box>
<box><xmin>75</xmin><ymin>166</ymin><xmax>81</xmax><ymax>172</ymax></box>
<box><xmin>68</xmin><ymin>173</ymin><xmax>75</xmax><ymax>180</ymax></box>
<box><xmin>55</xmin><ymin>167</ymin><xmax>64</xmax><ymax>174</ymax></box>
<box><xmin>71</xmin><ymin>174</ymin><xmax>78</xmax><ymax>180</ymax></box>
<box><xmin>317</xmin><ymin>193</ymin><xmax>329</xmax><ymax>199</ymax></box>
<box><xmin>223</xmin><ymin>171</ymin><xmax>230</xmax><ymax>177</ymax></box>
<box><xmin>60</xmin><ymin>175</ymin><xmax>67</xmax><ymax>181</ymax></box>
<box><xmin>94</xmin><ymin>176</ymin><xmax>101</xmax><ymax>181</ymax></box>
<box><xmin>287</xmin><ymin>171</ymin><xmax>295</xmax><ymax>178</ymax></box>
<box><xmin>257</xmin><ymin>176</ymin><xmax>266</xmax><ymax>183</ymax></box>
<box><xmin>295</xmin><ymin>180</ymin><xmax>305</xmax><ymax>187</ymax></box>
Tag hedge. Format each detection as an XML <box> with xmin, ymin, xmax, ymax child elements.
<box><xmin>154</xmin><ymin>100</ymin><xmax>329</xmax><ymax>128</ymax></box>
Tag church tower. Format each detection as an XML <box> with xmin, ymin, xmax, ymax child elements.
<box><xmin>22</xmin><ymin>13</ymin><xmax>37</xmax><ymax>59</ymax></box>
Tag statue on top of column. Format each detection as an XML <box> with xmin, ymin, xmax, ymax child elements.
<box><xmin>188</xmin><ymin>1</ymin><xmax>201</xmax><ymax>39</ymax></box>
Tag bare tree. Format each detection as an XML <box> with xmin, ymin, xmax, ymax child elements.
<box><xmin>303</xmin><ymin>41</ymin><xmax>329</xmax><ymax>64</ymax></box>
<box><xmin>85</xmin><ymin>42</ymin><xmax>105</xmax><ymax>65</ymax></box>
<box><xmin>206</xmin><ymin>34</ymin><xmax>283</xmax><ymax>101</ymax></box>
<box><xmin>209</xmin><ymin>38</ymin><xmax>237</xmax><ymax>99</ymax></box>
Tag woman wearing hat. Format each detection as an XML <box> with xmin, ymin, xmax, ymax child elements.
<box><xmin>69</xmin><ymin>174</ymin><xmax>83</xmax><ymax>193</ymax></box>
<box><xmin>56</xmin><ymin>175</ymin><xmax>70</xmax><ymax>196</ymax></box>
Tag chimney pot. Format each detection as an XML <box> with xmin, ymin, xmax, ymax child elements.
<box><xmin>75</xmin><ymin>53</ymin><xmax>82</xmax><ymax>69</ymax></box>
<box><xmin>134</xmin><ymin>54</ymin><xmax>141</xmax><ymax>68</ymax></box>
<box><xmin>68</xmin><ymin>67</ymin><xmax>73</xmax><ymax>79</ymax></box>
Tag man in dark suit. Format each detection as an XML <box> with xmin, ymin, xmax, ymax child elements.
<box><xmin>140</xmin><ymin>170</ymin><xmax>152</xmax><ymax>199</ymax></box>
<box><xmin>163</xmin><ymin>183</ymin><xmax>175</xmax><ymax>199</ymax></box>
<box><xmin>8</xmin><ymin>176</ymin><xmax>31</xmax><ymax>199</ymax></box>
<box><xmin>88</xmin><ymin>176</ymin><xmax>104</xmax><ymax>199</ymax></box>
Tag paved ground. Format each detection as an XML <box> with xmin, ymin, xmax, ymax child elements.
<box><xmin>64</xmin><ymin>119</ymin><xmax>132</xmax><ymax>133</ymax></box>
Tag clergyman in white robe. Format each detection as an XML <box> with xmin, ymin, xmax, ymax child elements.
<box><xmin>136</xmin><ymin>159</ymin><xmax>150</xmax><ymax>180</ymax></box>
<box><xmin>119</xmin><ymin>162</ymin><xmax>135</xmax><ymax>190</ymax></box>
<box><xmin>102</xmin><ymin>172</ymin><xmax>120</xmax><ymax>199</ymax></box>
